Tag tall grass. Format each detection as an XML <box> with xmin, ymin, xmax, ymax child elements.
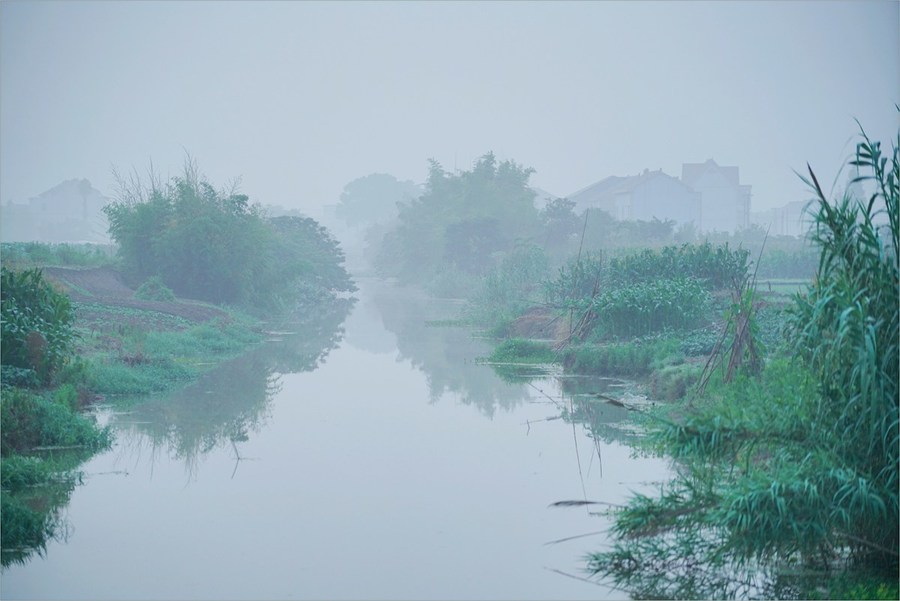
<box><xmin>587</xmin><ymin>124</ymin><xmax>900</xmax><ymax>597</ymax></box>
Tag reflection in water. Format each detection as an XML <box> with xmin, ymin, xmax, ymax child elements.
<box><xmin>106</xmin><ymin>297</ymin><xmax>354</xmax><ymax>477</ymax></box>
<box><xmin>2</xmin><ymin>281</ymin><xmax>676</xmax><ymax>599</ymax></box>
<box><xmin>371</xmin><ymin>284</ymin><xmax>532</xmax><ymax>417</ymax></box>
<box><xmin>0</xmin><ymin>450</ymin><xmax>92</xmax><ymax>568</ymax></box>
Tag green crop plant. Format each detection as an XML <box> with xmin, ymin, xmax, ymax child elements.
<box><xmin>587</xmin><ymin>123</ymin><xmax>899</xmax><ymax>597</ymax></box>
<box><xmin>590</xmin><ymin>277</ymin><xmax>711</xmax><ymax>339</ymax></box>
<box><xmin>1</xmin><ymin>267</ymin><xmax>77</xmax><ymax>384</ymax></box>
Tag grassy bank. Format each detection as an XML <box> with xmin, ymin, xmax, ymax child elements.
<box><xmin>0</xmin><ymin>263</ymin><xmax>264</xmax><ymax>567</ymax></box>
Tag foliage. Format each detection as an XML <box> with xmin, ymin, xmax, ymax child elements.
<box><xmin>539</xmin><ymin>197</ymin><xmax>582</xmax><ymax>259</ymax></box>
<box><xmin>605</xmin><ymin>242</ymin><xmax>750</xmax><ymax>291</ymax></box>
<box><xmin>375</xmin><ymin>153</ymin><xmax>541</xmax><ymax>289</ymax></box>
<box><xmin>1</xmin><ymin>267</ymin><xmax>77</xmax><ymax>384</ymax></box>
<box><xmin>0</xmin><ymin>242</ymin><xmax>116</xmax><ymax>269</ymax></box>
<box><xmin>85</xmin><ymin>316</ymin><xmax>261</xmax><ymax>396</ymax></box>
<box><xmin>133</xmin><ymin>275</ymin><xmax>176</xmax><ymax>302</ymax></box>
<box><xmin>579</xmin><ymin>210</ymin><xmax>678</xmax><ymax>250</ymax></box>
<box><xmin>266</xmin><ymin>215</ymin><xmax>357</xmax><ymax>308</ymax></box>
<box><xmin>562</xmin><ymin>337</ymin><xmax>681</xmax><ymax>377</ymax></box>
<box><xmin>589</xmin><ymin>277</ymin><xmax>711</xmax><ymax>339</ymax></box>
<box><xmin>755</xmin><ymin>247</ymin><xmax>819</xmax><ymax>279</ymax></box>
<box><xmin>588</xmin><ymin>125</ymin><xmax>900</xmax><ymax>596</ymax></box>
<box><xmin>0</xmin><ymin>388</ymin><xmax>110</xmax><ymax>456</ymax></box>
<box><xmin>467</xmin><ymin>244</ymin><xmax>550</xmax><ymax>325</ymax></box>
<box><xmin>487</xmin><ymin>338</ymin><xmax>555</xmax><ymax>364</ymax></box>
<box><xmin>104</xmin><ymin>160</ymin><xmax>354</xmax><ymax>312</ymax></box>
<box><xmin>543</xmin><ymin>253</ymin><xmax>605</xmax><ymax>306</ymax></box>
<box><xmin>334</xmin><ymin>173</ymin><xmax>421</xmax><ymax>227</ymax></box>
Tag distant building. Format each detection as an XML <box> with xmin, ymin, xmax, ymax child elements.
<box><xmin>0</xmin><ymin>179</ymin><xmax>111</xmax><ymax>243</ymax></box>
<box><xmin>750</xmin><ymin>200</ymin><xmax>810</xmax><ymax>237</ymax></box>
<box><xmin>681</xmin><ymin>159</ymin><xmax>752</xmax><ymax>233</ymax></box>
<box><xmin>567</xmin><ymin>169</ymin><xmax>701</xmax><ymax>227</ymax></box>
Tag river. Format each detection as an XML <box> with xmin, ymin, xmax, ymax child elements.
<box><xmin>1</xmin><ymin>279</ymin><xmax>671</xmax><ymax>600</ymax></box>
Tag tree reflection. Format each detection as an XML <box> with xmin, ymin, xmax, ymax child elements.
<box><xmin>370</xmin><ymin>285</ymin><xmax>531</xmax><ymax>417</ymax></box>
<box><xmin>0</xmin><ymin>449</ymin><xmax>95</xmax><ymax>568</ymax></box>
<box><xmin>110</xmin><ymin>298</ymin><xmax>353</xmax><ymax>475</ymax></box>
<box><xmin>557</xmin><ymin>376</ymin><xmax>650</xmax><ymax>448</ymax></box>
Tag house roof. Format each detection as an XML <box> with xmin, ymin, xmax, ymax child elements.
<box><xmin>568</xmin><ymin>169</ymin><xmax>694</xmax><ymax>202</ymax></box>
<box><xmin>682</xmin><ymin>159</ymin><xmax>740</xmax><ymax>187</ymax></box>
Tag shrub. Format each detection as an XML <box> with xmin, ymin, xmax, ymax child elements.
<box><xmin>1</xmin><ymin>267</ymin><xmax>76</xmax><ymax>384</ymax></box>
<box><xmin>563</xmin><ymin>338</ymin><xmax>681</xmax><ymax>377</ymax></box>
<box><xmin>0</xmin><ymin>388</ymin><xmax>110</xmax><ymax>456</ymax></box>
<box><xmin>468</xmin><ymin>244</ymin><xmax>550</xmax><ymax>325</ymax></box>
<box><xmin>133</xmin><ymin>275</ymin><xmax>176</xmax><ymax>302</ymax></box>
<box><xmin>591</xmin><ymin>277</ymin><xmax>711</xmax><ymax>338</ymax></box>
<box><xmin>487</xmin><ymin>338</ymin><xmax>555</xmax><ymax>364</ymax></box>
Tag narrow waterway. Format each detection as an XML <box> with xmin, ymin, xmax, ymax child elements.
<box><xmin>1</xmin><ymin>279</ymin><xmax>671</xmax><ymax>600</ymax></box>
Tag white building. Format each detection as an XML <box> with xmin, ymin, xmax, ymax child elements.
<box><xmin>681</xmin><ymin>159</ymin><xmax>752</xmax><ymax>233</ymax></box>
<box><xmin>567</xmin><ymin>169</ymin><xmax>701</xmax><ymax>227</ymax></box>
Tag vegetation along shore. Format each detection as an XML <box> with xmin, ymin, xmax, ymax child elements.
<box><xmin>0</xmin><ymin>164</ymin><xmax>355</xmax><ymax>567</ymax></box>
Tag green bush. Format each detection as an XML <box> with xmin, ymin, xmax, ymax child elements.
<box><xmin>0</xmin><ymin>388</ymin><xmax>110</xmax><ymax>456</ymax></box>
<box><xmin>605</xmin><ymin>242</ymin><xmax>749</xmax><ymax>290</ymax></box>
<box><xmin>467</xmin><ymin>244</ymin><xmax>550</xmax><ymax>325</ymax></box>
<box><xmin>105</xmin><ymin>162</ymin><xmax>354</xmax><ymax>313</ymax></box>
<box><xmin>488</xmin><ymin>338</ymin><xmax>555</xmax><ymax>364</ymax></box>
<box><xmin>0</xmin><ymin>242</ymin><xmax>115</xmax><ymax>269</ymax></box>
<box><xmin>591</xmin><ymin>277</ymin><xmax>711</xmax><ymax>338</ymax></box>
<box><xmin>1</xmin><ymin>267</ymin><xmax>76</xmax><ymax>384</ymax></box>
<box><xmin>133</xmin><ymin>275</ymin><xmax>176</xmax><ymax>302</ymax></box>
<box><xmin>563</xmin><ymin>338</ymin><xmax>681</xmax><ymax>377</ymax></box>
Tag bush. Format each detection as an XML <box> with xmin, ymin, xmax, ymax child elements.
<box><xmin>133</xmin><ymin>275</ymin><xmax>176</xmax><ymax>302</ymax></box>
<box><xmin>563</xmin><ymin>338</ymin><xmax>681</xmax><ymax>377</ymax></box>
<box><xmin>1</xmin><ymin>267</ymin><xmax>76</xmax><ymax>384</ymax></box>
<box><xmin>591</xmin><ymin>277</ymin><xmax>711</xmax><ymax>338</ymax></box>
<box><xmin>105</xmin><ymin>161</ymin><xmax>354</xmax><ymax>313</ymax></box>
<box><xmin>605</xmin><ymin>242</ymin><xmax>749</xmax><ymax>290</ymax></box>
<box><xmin>0</xmin><ymin>388</ymin><xmax>110</xmax><ymax>456</ymax></box>
<box><xmin>467</xmin><ymin>244</ymin><xmax>550</xmax><ymax>325</ymax></box>
<box><xmin>488</xmin><ymin>338</ymin><xmax>555</xmax><ymax>364</ymax></box>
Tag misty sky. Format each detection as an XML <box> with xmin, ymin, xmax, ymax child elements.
<box><xmin>1</xmin><ymin>1</ymin><xmax>897</xmax><ymax>215</ymax></box>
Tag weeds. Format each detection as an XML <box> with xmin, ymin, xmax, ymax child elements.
<box><xmin>588</xmin><ymin>122</ymin><xmax>900</xmax><ymax>597</ymax></box>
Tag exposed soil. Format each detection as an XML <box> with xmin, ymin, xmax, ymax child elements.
<box><xmin>43</xmin><ymin>266</ymin><xmax>229</xmax><ymax>325</ymax></box>
<box><xmin>507</xmin><ymin>306</ymin><xmax>569</xmax><ymax>341</ymax></box>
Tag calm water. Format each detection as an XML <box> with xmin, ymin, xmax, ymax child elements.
<box><xmin>1</xmin><ymin>279</ymin><xmax>670</xmax><ymax>600</ymax></box>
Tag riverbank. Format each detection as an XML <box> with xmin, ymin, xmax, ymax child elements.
<box><xmin>1</xmin><ymin>265</ymin><xmax>265</xmax><ymax>566</ymax></box>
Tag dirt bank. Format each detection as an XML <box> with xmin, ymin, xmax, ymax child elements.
<box><xmin>43</xmin><ymin>266</ymin><xmax>229</xmax><ymax>325</ymax></box>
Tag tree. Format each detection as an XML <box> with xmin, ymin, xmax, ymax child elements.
<box><xmin>375</xmin><ymin>153</ymin><xmax>541</xmax><ymax>287</ymax></box>
<box><xmin>104</xmin><ymin>160</ymin><xmax>354</xmax><ymax>312</ymax></box>
<box><xmin>334</xmin><ymin>173</ymin><xmax>421</xmax><ymax>227</ymax></box>
<box><xmin>540</xmin><ymin>197</ymin><xmax>581</xmax><ymax>258</ymax></box>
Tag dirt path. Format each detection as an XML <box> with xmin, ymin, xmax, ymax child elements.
<box><xmin>43</xmin><ymin>266</ymin><xmax>229</xmax><ymax>324</ymax></box>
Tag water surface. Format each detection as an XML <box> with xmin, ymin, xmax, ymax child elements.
<box><xmin>2</xmin><ymin>279</ymin><xmax>670</xmax><ymax>600</ymax></box>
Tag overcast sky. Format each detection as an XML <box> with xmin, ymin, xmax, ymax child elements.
<box><xmin>1</xmin><ymin>1</ymin><xmax>897</xmax><ymax>215</ymax></box>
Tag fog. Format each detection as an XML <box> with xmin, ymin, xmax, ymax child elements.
<box><xmin>1</xmin><ymin>1</ymin><xmax>897</xmax><ymax>214</ymax></box>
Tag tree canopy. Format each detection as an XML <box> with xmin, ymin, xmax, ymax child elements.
<box><xmin>104</xmin><ymin>162</ymin><xmax>354</xmax><ymax>313</ymax></box>
<box><xmin>375</xmin><ymin>153</ymin><xmax>542</xmax><ymax>286</ymax></box>
<box><xmin>334</xmin><ymin>173</ymin><xmax>421</xmax><ymax>227</ymax></box>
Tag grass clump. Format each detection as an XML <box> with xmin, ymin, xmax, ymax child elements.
<box><xmin>133</xmin><ymin>275</ymin><xmax>176</xmax><ymax>301</ymax></box>
<box><xmin>563</xmin><ymin>337</ymin><xmax>681</xmax><ymax>377</ymax></box>
<box><xmin>487</xmin><ymin>338</ymin><xmax>555</xmax><ymax>364</ymax></box>
<box><xmin>0</xmin><ymin>388</ymin><xmax>111</xmax><ymax>456</ymax></box>
<box><xmin>86</xmin><ymin>318</ymin><xmax>260</xmax><ymax>396</ymax></box>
